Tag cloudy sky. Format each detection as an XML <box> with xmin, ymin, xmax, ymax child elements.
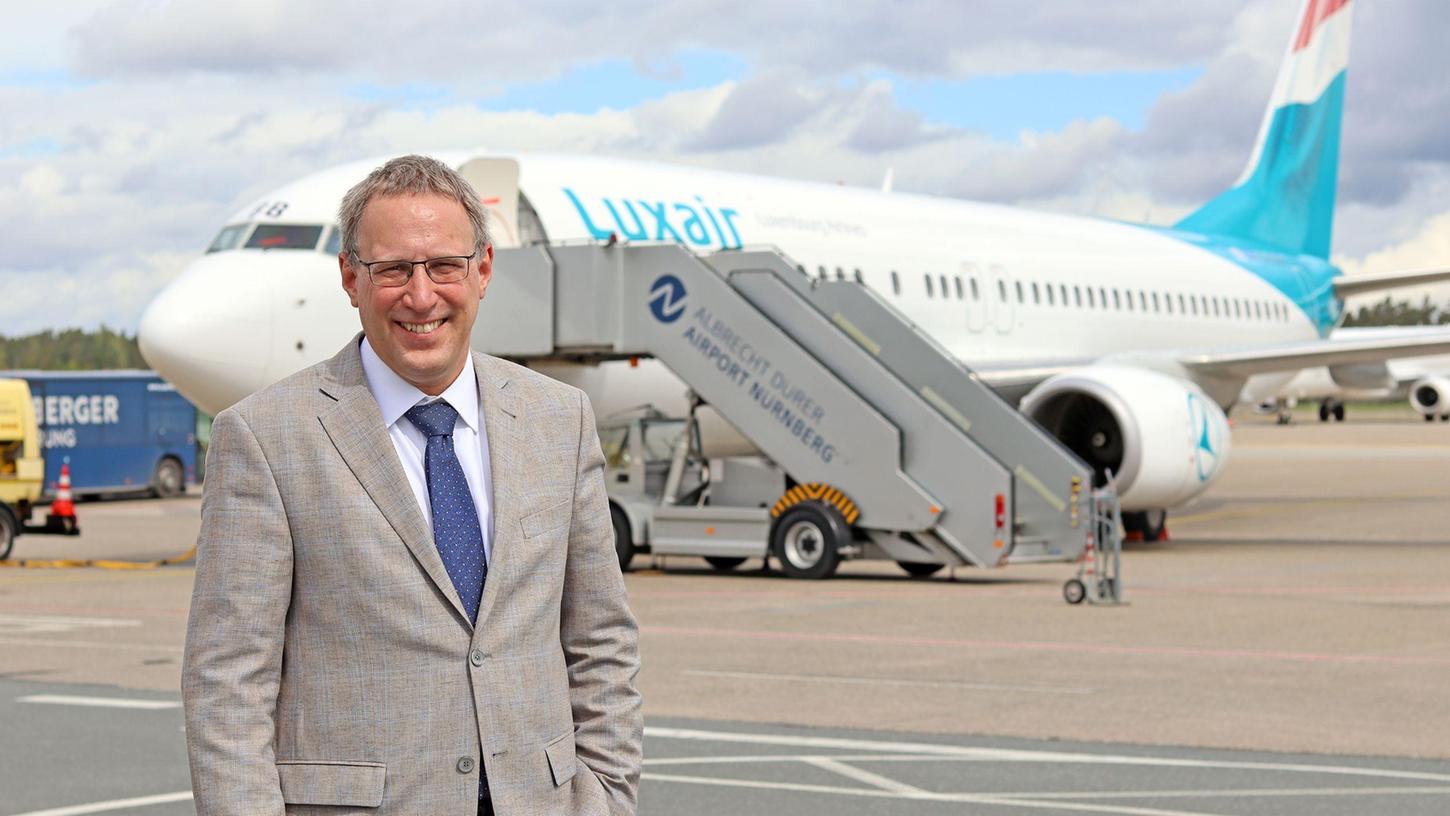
<box><xmin>2</xmin><ymin>0</ymin><xmax>1448</xmax><ymax>336</ymax></box>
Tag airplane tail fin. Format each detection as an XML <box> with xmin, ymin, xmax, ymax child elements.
<box><xmin>1176</xmin><ymin>0</ymin><xmax>1353</xmax><ymax>259</ymax></box>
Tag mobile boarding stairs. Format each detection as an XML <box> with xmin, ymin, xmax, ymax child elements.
<box><xmin>478</xmin><ymin>243</ymin><xmax>1122</xmax><ymax>585</ymax></box>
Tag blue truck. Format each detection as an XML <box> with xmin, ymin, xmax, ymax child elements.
<box><xmin>0</xmin><ymin>370</ymin><xmax>199</xmax><ymax>499</ymax></box>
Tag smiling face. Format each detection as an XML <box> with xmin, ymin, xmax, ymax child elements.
<box><xmin>340</xmin><ymin>192</ymin><xmax>493</xmax><ymax>395</ymax></box>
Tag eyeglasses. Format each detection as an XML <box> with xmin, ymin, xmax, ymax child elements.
<box><xmin>354</xmin><ymin>252</ymin><xmax>477</xmax><ymax>287</ymax></box>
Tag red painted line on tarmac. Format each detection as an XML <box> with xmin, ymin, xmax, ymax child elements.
<box><xmin>642</xmin><ymin>626</ymin><xmax>1450</xmax><ymax>667</ymax></box>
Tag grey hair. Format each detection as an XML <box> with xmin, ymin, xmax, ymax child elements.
<box><xmin>338</xmin><ymin>154</ymin><xmax>490</xmax><ymax>262</ymax></box>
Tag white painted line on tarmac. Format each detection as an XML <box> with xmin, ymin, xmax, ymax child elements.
<box><xmin>801</xmin><ymin>756</ymin><xmax>927</xmax><ymax>795</ymax></box>
<box><xmin>643</xmin><ymin>726</ymin><xmax>1450</xmax><ymax>784</ymax></box>
<box><xmin>0</xmin><ymin>637</ymin><xmax>184</xmax><ymax>653</ymax></box>
<box><xmin>685</xmin><ymin>668</ymin><xmax>1095</xmax><ymax>694</ymax></box>
<box><xmin>17</xmin><ymin>694</ymin><xmax>181</xmax><ymax>710</ymax></box>
<box><xmin>0</xmin><ymin>614</ymin><xmax>141</xmax><ymax>634</ymax></box>
<box><xmin>9</xmin><ymin>791</ymin><xmax>192</xmax><ymax>816</ymax></box>
<box><xmin>640</xmin><ymin>772</ymin><xmax>1222</xmax><ymax>815</ymax></box>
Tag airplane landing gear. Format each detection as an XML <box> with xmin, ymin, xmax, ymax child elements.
<box><xmin>1319</xmin><ymin>399</ymin><xmax>1345</xmax><ymax>423</ymax></box>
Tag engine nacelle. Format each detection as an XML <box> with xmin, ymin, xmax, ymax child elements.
<box><xmin>1020</xmin><ymin>366</ymin><xmax>1231</xmax><ymax>509</ymax></box>
<box><xmin>1409</xmin><ymin>376</ymin><xmax>1450</xmax><ymax>418</ymax></box>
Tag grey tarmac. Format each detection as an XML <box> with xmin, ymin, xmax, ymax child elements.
<box><xmin>1</xmin><ymin>409</ymin><xmax>1448</xmax><ymax>815</ymax></box>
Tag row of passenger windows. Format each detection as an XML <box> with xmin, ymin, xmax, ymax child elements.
<box><xmin>801</xmin><ymin>263</ymin><xmax>1294</xmax><ymax>323</ymax></box>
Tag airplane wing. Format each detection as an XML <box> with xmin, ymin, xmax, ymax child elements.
<box><xmin>1180</xmin><ymin>328</ymin><xmax>1450</xmax><ymax>378</ymax></box>
<box><xmin>1332</xmin><ymin>267</ymin><xmax>1450</xmax><ymax>298</ymax></box>
<box><xmin>971</xmin><ymin>328</ymin><xmax>1450</xmax><ymax>400</ymax></box>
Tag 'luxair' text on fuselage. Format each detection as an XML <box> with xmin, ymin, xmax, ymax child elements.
<box><xmin>564</xmin><ymin>188</ymin><xmax>744</xmax><ymax>249</ymax></box>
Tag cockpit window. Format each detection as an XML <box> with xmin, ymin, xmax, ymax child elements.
<box><xmin>323</xmin><ymin>226</ymin><xmax>342</xmax><ymax>256</ymax></box>
<box><xmin>206</xmin><ymin>224</ymin><xmax>249</xmax><ymax>253</ymax></box>
<box><xmin>245</xmin><ymin>224</ymin><xmax>324</xmax><ymax>250</ymax></box>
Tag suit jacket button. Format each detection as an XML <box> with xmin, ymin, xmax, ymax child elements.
<box><xmin>457</xmin><ymin>756</ymin><xmax>476</xmax><ymax>774</ymax></box>
<box><xmin>470</xmin><ymin>649</ymin><xmax>485</xmax><ymax>666</ymax></box>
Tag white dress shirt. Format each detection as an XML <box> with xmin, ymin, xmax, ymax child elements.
<box><xmin>359</xmin><ymin>337</ymin><xmax>494</xmax><ymax>565</ymax></box>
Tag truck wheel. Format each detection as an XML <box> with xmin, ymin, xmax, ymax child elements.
<box><xmin>705</xmin><ymin>556</ymin><xmax>747</xmax><ymax>571</ymax></box>
<box><xmin>771</xmin><ymin>502</ymin><xmax>847</xmax><ymax>580</ymax></box>
<box><xmin>152</xmin><ymin>457</ymin><xmax>184</xmax><ymax>498</ymax></box>
<box><xmin>611</xmin><ymin>505</ymin><xmax>634</xmax><ymax>573</ymax></box>
<box><xmin>0</xmin><ymin>511</ymin><xmax>14</xmax><ymax>560</ymax></box>
<box><xmin>898</xmin><ymin>561</ymin><xmax>944</xmax><ymax>577</ymax></box>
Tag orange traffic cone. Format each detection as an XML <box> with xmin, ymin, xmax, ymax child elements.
<box><xmin>48</xmin><ymin>462</ymin><xmax>79</xmax><ymax>535</ymax></box>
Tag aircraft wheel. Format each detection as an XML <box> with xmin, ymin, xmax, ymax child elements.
<box><xmin>1441</xmin><ymin>415</ymin><xmax>1449</xmax><ymax>422</ymax></box>
<box><xmin>771</xmin><ymin>501</ymin><xmax>847</xmax><ymax>580</ymax></box>
<box><xmin>611</xmin><ymin>505</ymin><xmax>634</xmax><ymax>572</ymax></box>
<box><xmin>1063</xmin><ymin>578</ymin><xmax>1086</xmax><ymax>605</ymax></box>
<box><xmin>898</xmin><ymin>561</ymin><xmax>944</xmax><ymax>578</ymax></box>
<box><xmin>705</xmin><ymin>556</ymin><xmax>747</xmax><ymax>571</ymax></box>
<box><xmin>1318</xmin><ymin>402</ymin><xmax>1330</xmax><ymax>422</ymax></box>
<box><xmin>1332</xmin><ymin>403</ymin><xmax>1346</xmax><ymax>422</ymax></box>
<box><xmin>1426</xmin><ymin>414</ymin><xmax>1436</xmax><ymax>423</ymax></box>
<box><xmin>1122</xmin><ymin>509</ymin><xmax>1167</xmax><ymax>543</ymax></box>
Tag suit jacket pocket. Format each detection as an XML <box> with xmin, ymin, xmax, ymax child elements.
<box><xmin>521</xmin><ymin>498</ymin><xmax>572</xmax><ymax>539</ymax></box>
<box><xmin>544</xmin><ymin>730</ymin><xmax>577</xmax><ymax>787</ymax></box>
<box><xmin>277</xmin><ymin>760</ymin><xmax>386</xmax><ymax>807</ymax></box>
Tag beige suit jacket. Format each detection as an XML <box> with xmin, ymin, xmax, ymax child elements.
<box><xmin>182</xmin><ymin>337</ymin><xmax>642</xmax><ymax>815</ymax></box>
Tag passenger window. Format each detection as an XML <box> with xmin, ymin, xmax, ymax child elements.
<box><xmin>1059</xmin><ymin>284</ymin><xmax>1068</xmax><ymax>305</ymax></box>
<box><xmin>1164</xmin><ymin>293</ymin><xmax>1173</xmax><ymax>314</ymax></box>
<box><xmin>1138</xmin><ymin>291</ymin><xmax>1147</xmax><ymax>311</ymax></box>
<box><xmin>1112</xmin><ymin>289</ymin><xmax>1120</xmax><ymax>310</ymax></box>
<box><xmin>1086</xmin><ymin>287</ymin><xmax>1095</xmax><ymax>308</ymax></box>
<box><xmin>998</xmin><ymin>280</ymin><xmax>1008</xmax><ymax>301</ymax></box>
<box><xmin>1151</xmin><ymin>292</ymin><xmax>1160</xmax><ymax>312</ymax></box>
<box><xmin>970</xmin><ymin>278</ymin><xmax>980</xmax><ymax>300</ymax></box>
<box><xmin>1046</xmin><ymin>284</ymin><xmax>1055</xmax><ymax>306</ymax></box>
<box><xmin>817</xmin><ymin>266</ymin><xmax>827</xmax><ymax>280</ymax></box>
<box><xmin>924</xmin><ymin>274</ymin><xmax>934</xmax><ymax>298</ymax></box>
<box><xmin>1015</xmin><ymin>281</ymin><xmax>1025</xmax><ymax>303</ymax></box>
<box><xmin>836</xmin><ymin>267</ymin><xmax>845</xmax><ymax>281</ymax></box>
<box><xmin>941</xmin><ymin>275</ymin><xmax>950</xmax><ymax>297</ymax></box>
<box><xmin>854</xmin><ymin>268</ymin><xmax>863</xmax><ymax>284</ymax></box>
<box><xmin>1125</xmin><ymin>290</ymin><xmax>1135</xmax><ymax>311</ymax></box>
<box><xmin>954</xmin><ymin>276</ymin><xmax>963</xmax><ymax>299</ymax></box>
<box><xmin>891</xmin><ymin>271</ymin><xmax>901</xmax><ymax>295</ymax></box>
<box><xmin>1177</xmin><ymin>293</ymin><xmax>1186</xmax><ymax>314</ymax></box>
<box><xmin>1073</xmin><ymin>286</ymin><xmax>1082</xmax><ymax>307</ymax></box>
<box><xmin>245</xmin><ymin>224</ymin><xmax>323</xmax><ymax>250</ymax></box>
<box><xmin>1032</xmin><ymin>282</ymin><xmax>1041</xmax><ymax>304</ymax></box>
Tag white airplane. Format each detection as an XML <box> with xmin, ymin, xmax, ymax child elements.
<box><xmin>138</xmin><ymin>0</ymin><xmax>1450</xmax><ymax>541</ymax></box>
<box><xmin>1252</xmin><ymin>326</ymin><xmax>1450</xmax><ymax>423</ymax></box>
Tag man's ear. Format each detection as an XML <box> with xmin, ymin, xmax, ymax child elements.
<box><xmin>340</xmin><ymin>252</ymin><xmax>361</xmax><ymax>308</ymax></box>
<box><xmin>477</xmin><ymin>243</ymin><xmax>494</xmax><ymax>301</ymax></box>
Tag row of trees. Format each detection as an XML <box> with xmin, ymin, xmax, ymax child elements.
<box><xmin>0</xmin><ymin>327</ymin><xmax>147</xmax><ymax>370</ymax></box>
<box><xmin>1342</xmin><ymin>296</ymin><xmax>1450</xmax><ymax>327</ymax></box>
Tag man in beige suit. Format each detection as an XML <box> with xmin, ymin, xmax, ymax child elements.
<box><xmin>183</xmin><ymin>155</ymin><xmax>642</xmax><ymax>815</ymax></box>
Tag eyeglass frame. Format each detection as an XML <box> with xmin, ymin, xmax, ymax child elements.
<box><xmin>351</xmin><ymin>251</ymin><xmax>479</xmax><ymax>287</ymax></box>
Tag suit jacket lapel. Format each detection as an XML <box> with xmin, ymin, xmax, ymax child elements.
<box><xmin>474</xmin><ymin>352</ymin><xmax>523</xmax><ymax>632</ymax></box>
<box><xmin>316</xmin><ymin>337</ymin><xmax>472</xmax><ymax>628</ymax></box>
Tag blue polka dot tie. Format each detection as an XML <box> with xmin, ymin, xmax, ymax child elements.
<box><xmin>404</xmin><ymin>401</ymin><xmax>486</xmax><ymax>624</ymax></box>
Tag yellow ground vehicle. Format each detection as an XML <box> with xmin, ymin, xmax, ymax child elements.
<box><xmin>1</xmin><ymin>378</ymin><xmax>49</xmax><ymax>559</ymax></box>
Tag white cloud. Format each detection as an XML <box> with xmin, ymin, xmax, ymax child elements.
<box><xmin>2</xmin><ymin>0</ymin><xmax>1448</xmax><ymax>336</ymax></box>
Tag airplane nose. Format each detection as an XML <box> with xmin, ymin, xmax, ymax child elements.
<box><xmin>139</xmin><ymin>254</ymin><xmax>274</xmax><ymax>415</ymax></box>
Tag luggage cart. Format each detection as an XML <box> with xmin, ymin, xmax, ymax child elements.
<box><xmin>1063</xmin><ymin>474</ymin><xmax>1124</xmax><ymax>605</ymax></box>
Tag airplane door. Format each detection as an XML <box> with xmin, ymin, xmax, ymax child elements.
<box><xmin>963</xmin><ymin>262</ymin><xmax>987</xmax><ymax>333</ymax></box>
<box><xmin>989</xmin><ymin>263</ymin><xmax>1014</xmax><ymax>334</ymax></box>
<box><xmin>458</xmin><ymin>158</ymin><xmax>521</xmax><ymax>249</ymax></box>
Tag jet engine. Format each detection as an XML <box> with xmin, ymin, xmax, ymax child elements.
<box><xmin>1409</xmin><ymin>376</ymin><xmax>1450</xmax><ymax>421</ymax></box>
<box><xmin>1020</xmin><ymin>366</ymin><xmax>1231</xmax><ymax>509</ymax></box>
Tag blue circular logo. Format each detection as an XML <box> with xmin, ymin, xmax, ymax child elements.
<box><xmin>649</xmin><ymin>274</ymin><xmax>687</xmax><ymax>323</ymax></box>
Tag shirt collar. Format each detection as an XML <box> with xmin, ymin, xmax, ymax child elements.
<box><xmin>359</xmin><ymin>336</ymin><xmax>479</xmax><ymax>433</ymax></box>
